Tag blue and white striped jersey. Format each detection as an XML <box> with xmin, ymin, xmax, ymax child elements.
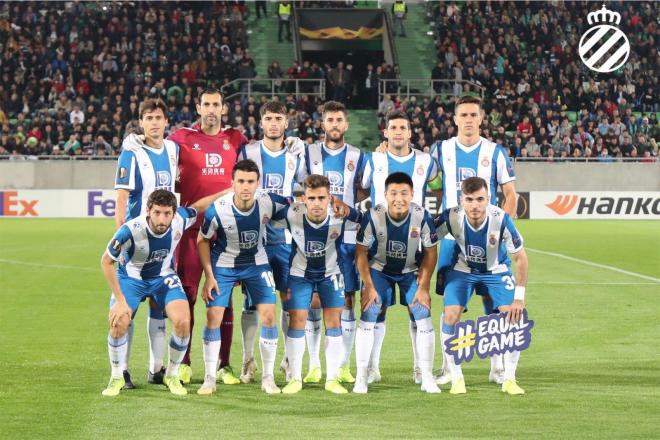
<box><xmin>305</xmin><ymin>142</ymin><xmax>364</xmax><ymax>243</ymax></box>
<box><xmin>200</xmin><ymin>192</ymin><xmax>290</xmax><ymax>268</ymax></box>
<box><xmin>360</xmin><ymin>149</ymin><xmax>437</xmax><ymax>208</ymax></box>
<box><xmin>430</xmin><ymin>136</ymin><xmax>514</xmax><ymax>210</ymax></box>
<box><xmin>434</xmin><ymin>205</ymin><xmax>524</xmax><ymax>274</ymax></box>
<box><xmin>272</xmin><ymin>203</ymin><xmax>362</xmax><ymax>281</ymax></box>
<box><xmin>238</xmin><ymin>141</ymin><xmax>305</xmax><ymax>245</ymax></box>
<box><xmin>356</xmin><ymin>203</ymin><xmax>438</xmax><ymax>274</ymax></box>
<box><xmin>114</xmin><ymin>141</ymin><xmax>179</xmax><ymax>221</ymax></box>
<box><xmin>106</xmin><ymin>206</ymin><xmax>197</xmax><ymax>279</ymax></box>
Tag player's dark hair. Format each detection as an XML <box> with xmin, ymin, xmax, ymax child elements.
<box><xmin>455</xmin><ymin>94</ymin><xmax>483</xmax><ymax>113</ymax></box>
<box><xmin>232</xmin><ymin>159</ymin><xmax>261</xmax><ymax>179</ymax></box>
<box><xmin>385</xmin><ymin>172</ymin><xmax>413</xmax><ymax>190</ymax></box>
<box><xmin>139</xmin><ymin>98</ymin><xmax>167</xmax><ymax>120</ymax></box>
<box><xmin>259</xmin><ymin>100</ymin><xmax>288</xmax><ymax>117</ymax></box>
<box><xmin>303</xmin><ymin>174</ymin><xmax>330</xmax><ymax>191</ymax></box>
<box><xmin>198</xmin><ymin>87</ymin><xmax>225</xmax><ymax>104</ymax></box>
<box><xmin>461</xmin><ymin>176</ymin><xmax>488</xmax><ymax>194</ymax></box>
<box><xmin>146</xmin><ymin>189</ymin><xmax>178</xmax><ymax>210</ymax></box>
<box><xmin>385</xmin><ymin>110</ymin><xmax>410</xmax><ymax>130</ymax></box>
<box><xmin>322</xmin><ymin>101</ymin><xmax>347</xmax><ymax>119</ymax></box>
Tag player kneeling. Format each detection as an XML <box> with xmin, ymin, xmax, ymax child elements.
<box><xmin>435</xmin><ymin>176</ymin><xmax>528</xmax><ymax>396</ymax></box>
<box><xmin>353</xmin><ymin>172</ymin><xmax>441</xmax><ymax>394</ymax></box>
<box><xmin>273</xmin><ymin>174</ymin><xmax>360</xmax><ymax>395</ymax></box>
<box><xmin>101</xmin><ymin>189</ymin><xmax>219</xmax><ymax>397</ymax></box>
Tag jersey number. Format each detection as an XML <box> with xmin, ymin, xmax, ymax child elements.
<box><xmin>164</xmin><ymin>275</ymin><xmax>182</xmax><ymax>290</ymax></box>
<box><xmin>501</xmin><ymin>275</ymin><xmax>515</xmax><ymax>290</ymax></box>
<box><xmin>261</xmin><ymin>271</ymin><xmax>276</xmax><ymax>289</ymax></box>
<box><xmin>331</xmin><ymin>274</ymin><xmax>345</xmax><ymax>291</ymax></box>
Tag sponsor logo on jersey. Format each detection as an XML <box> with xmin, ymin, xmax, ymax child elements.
<box><xmin>265</xmin><ymin>173</ymin><xmax>284</xmax><ymax>191</ymax></box>
<box><xmin>386</xmin><ymin>240</ymin><xmax>407</xmax><ymax>258</ymax></box>
<box><xmin>203</xmin><ymin>153</ymin><xmax>225</xmax><ymax>176</ymax></box>
<box><xmin>156</xmin><ymin>171</ymin><xmax>172</xmax><ymax>187</ymax></box>
<box><xmin>240</xmin><ymin>230</ymin><xmax>259</xmax><ymax>249</ymax></box>
<box><xmin>146</xmin><ymin>249</ymin><xmax>169</xmax><ymax>263</ymax></box>
<box><xmin>305</xmin><ymin>240</ymin><xmax>326</xmax><ymax>257</ymax></box>
<box><xmin>326</xmin><ymin>171</ymin><xmax>344</xmax><ymax>194</ymax></box>
<box><xmin>466</xmin><ymin>245</ymin><xmax>486</xmax><ymax>264</ymax></box>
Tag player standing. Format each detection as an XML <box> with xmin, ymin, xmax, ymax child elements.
<box><xmin>360</xmin><ymin>110</ymin><xmax>438</xmax><ymax>384</ymax></box>
<box><xmin>353</xmin><ymin>172</ymin><xmax>440</xmax><ymax>394</ymax></box>
<box><xmin>167</xmin><ymin>88</ymin><xmax>247</xmax><ymax>385</ymax></box>
<box><xmin>237</xmin><ymin>101</ymin><xmax>306</xmax><ymax>384</ymax></box>
<box><xmin>300</xmin><ymin>101</ymin><xmax>365</xmax><ymax>384</ymax></box>
<box><xmin>100</xmin><ymin>189</ymin><xmax>220</xmax><ymax>397</ymax></box>
<box><xmin>114</xmin><ymin>99</ymin><xmax>178</xmax><ymax>388</ymax></box>
<box><xmin>434</xmin><ymin>176</ymin><xmax>528</xmax><ymax>395</ymax></box>
<box><xmin>430</xmin><ymin>95</ymin><xmax>517</xmax><ymax>385</ymax></box>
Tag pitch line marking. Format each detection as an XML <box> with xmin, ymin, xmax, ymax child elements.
<box><xmin>526</xmin><ymin>248</ymin><xmax>660</xmax><ymax>283</ymax></box>
<box><xmin>0</xmin><ymin>258</ymin><xmax>96</xmax><ymax>272</ymax></box>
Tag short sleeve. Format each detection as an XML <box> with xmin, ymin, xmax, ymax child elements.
<box><xmin>356</xmin><ymin>211</ymin><xmax>374</xmax><ymax>247</ymax></box>
<box><xmin>501</xmin><ymin>213</ymin><xmax>524</xmax><ymax>253</ymax></box>
<box><xmin>114</xmin><ymin>150</ymin><xmax>136</xmax><ymax>190</ymax></box>
<box><xmin>177</xmin><ymin>206</ymin><xmax>198</xmax><ymax>230</ymax></box>
<box><xmin>496</xmin><ymin>146</ymin><xmax>516</xmax><ymax>185</ymax></box>
<box><xmin>200</xmin><ymin>203</ymin><xmax>219</xmax><ymax>239</ymax></box>
<box><xmin>421</xmin><ymin>212</ymin><xmax>439</xmax><ymax>248</ymax></box>
<box><xmin>433</xmin><ymin>208</ymin><xmax>452</xmax><ymax>238</ymax></box>
<box><xmin>360</xmin><ymin>154</ymin><xmax>373</xmax><ymax>189</ymax></box>
<box><xmin>106</xmin><ymin>225</ymin><xmax>132</xmax><ymax>260</ymax></box>
<box><xmin>268</xmin><ymin>193</ymin><xmax>291</xmax><ymax>216</ymax></box>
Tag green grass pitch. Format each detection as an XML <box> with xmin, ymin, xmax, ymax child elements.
<box><xmin>0</xmin><ymin>219</ymin><xmax>658</xmax><ymax>439</ymax></box>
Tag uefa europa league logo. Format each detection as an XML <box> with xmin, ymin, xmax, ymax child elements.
<box><xmin>578</xmin><ymin>5</ymin><xmax>630</xmax><ymax>73</ymax></box>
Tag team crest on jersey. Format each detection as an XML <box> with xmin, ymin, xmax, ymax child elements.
<box><xmin>410</xmin><ymin>228</ymin><xmax>419</xmax><ymax>239</ymax></box>
<box><xmin>489</xmin><ymin>234</ymin><xmax>497</xmax><ymax>246</ymax></box>
<box><xmin>329</xmin><ymin>229</ymin><xmax>340</xmax><ymax>240</ymax></box>
<box><xmin>174</xmin><ymin>231</ymin><xmax>182</xmax><ymax>241</ymax></box>
<box><xmin>287</xmin><ymin>160</ymin><xmax>295</xmax><ymax>170</ymax></box>
<box><xmin>192</xmin><ymin>144</ymin><xmax>201</xmax><ymax>150</ymax></box>
<box><xmin>223</xmin><ymin>140</ymin><xmax>231</xmax><ymax>151</ymax></box>
<box><xmin>347</xmin><ymin>160</ymin><xmax>355</xmax><ymax>172</ymax></box>
<box><xmin>481</xmin><ymin>157</ymin><xmax>490</xmax><ymax>167</ymax></box>
<box><xmin>262</xmin><ymin>215</ymin><xmax>270</xmax><ymax>224</ymax></box>
<box><xmin>416</xmin><ymin>165</ymin><xmax>425</xmax><ymax>176</ymax></box>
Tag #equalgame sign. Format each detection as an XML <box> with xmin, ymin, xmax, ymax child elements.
<box><xmin>444</xmin><ymin>311</ymin><xmax>535</xmax><ymax>365</ymax></box>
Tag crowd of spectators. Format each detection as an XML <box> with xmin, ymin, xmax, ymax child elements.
<box><xmin>385</xmin><ymin>1</ymin><xmax>658</xmax><ymax>160</ymax></box>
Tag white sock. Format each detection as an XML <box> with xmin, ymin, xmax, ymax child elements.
<box><xmin>107</xmin><ymin>334</ymin><xmax>128</xmax><ymax>378</ymax></box>
<box><xmin>441</xmin><ymin>329</ymin><xmax>462</xmax><ymax>381</ymax></box>
<box><xmin>167</xmin><ymin>333</ymin><xmax>190</xmax><ymax>378</ymax></box>
<box><xmin>491</xmin><ymin>353</ymin><xmax>504</xmax><ymax>372</ymax></box>
<box><xmin>340</xmin><ymin>309</ymin><xmax>356</xmax><ymax>367</ymax></box>
<box><xmin>325</xmin><ymin>328</ymin><xmax>344</xmax><ymax>381</ymax></box>
<box><xmin>369</xmin><ymin>322</ymin><xmax>386</xmax><ymax>371</ymax></box>
<box><xmin>306</xmin><ymin>308</ymin><xmax>322</xmax><ymax>370</ymax></box>
<box><xmin>503</xmin><ymin>350</ymin><xmax>521</xmax><ymax>381</ymax></box>
<box><xmin>409</xmin><ymin>319</ymin><xmax>419</xmax><ymax>370</ymax></box>
<box><xmin>241</xmin><ymin>310</ymin><xmax>259</xmax><ymax>362</ymax></box>
<box><xmin>259</xmin><ymin>325</ymin><xmax>278</xmax><ymax>378</ymax></box>
<box><xmin>147</xmin><ymin>315</ymin><xmax>166</xmax><ymax>373</ymax></box>
<box><xmin>415</xmin><ymin>318</ymin><xmax>435</xmax><ymax>379</ymax></box>
<box><xmin>439</xmin><ymin>313</ymin><xmax>449</xmax><ymax>372</ymax></box>
<box><xmin>202</xmin><ymin>327</ymin><xmax>221</xmax><ymax>381</ymax></box>
<box><xmin>285</xmin><ymin>329</ymin><xmax>305</xmax><ymax>381</ymax></box>
<box><xmin>124</xmin><ymin>319</ymin><xmax>134</xmax><ymax>369</ymax></box>
<box><xmin>355</xmin><ymin>321</ymin><xmax>375</xmax><ymax>369</ymax></box>
<box><xmin>280</xmin><ymin>309</ymin><xmax>289</xmax><ymax>357</ymax></box>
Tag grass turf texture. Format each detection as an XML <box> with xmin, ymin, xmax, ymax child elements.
<box><xmin>0</xmin><ymin>219</ymin><xmax>658</xmax><ymax>439</ymax></box>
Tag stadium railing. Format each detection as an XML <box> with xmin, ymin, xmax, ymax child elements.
<box><xmin>220</xmin><ymin>78</ymin><xmax>327</xmax><ymax>102</ymax></box>
<box><xmin>378</xmin><ymin>78</ymin><xmax>485</xmax><ymax>102</ymax></box>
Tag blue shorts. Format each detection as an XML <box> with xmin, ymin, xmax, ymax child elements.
<box><xmin>266</xmin><ymin>243</ymin><xmax>291</xmax><ymax>292</ymax></box>
<box><xmin>435</xmin><ymin>238</ymin><xmax>489</xmax><ymax>298</ymax></box>
<box><xmin>368</xmin><ymin>269</ymin><xmax>418</xmax><ymax>309</ymax></box>
<box><xmin>111</xmin><ymin>274</ymin><xmax>187</xmax><ymax>316</ymax></box>
<box><xmin>208</xmin><ymin>265</ymin><xmax>277</xmax><ymax>308</ymax></box>
<box><xmin>443</xmin><ymin>269</ymin><xmax>515</xmax><ymax>310</ymax></box>
<box><xmin>339</xmin><ymin>243</ymin><xmax>359</xmax><ymax>293</ymax></box>
<box><xmin>284</xmin><ymin>274</ymin><xmax>346</xmax><ymax>311</ymax></box>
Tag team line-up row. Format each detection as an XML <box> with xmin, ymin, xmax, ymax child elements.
<box><xmin>100</xmin><ymin>92</ymin><xmax>527</xmax><ymax>398</ymax></box>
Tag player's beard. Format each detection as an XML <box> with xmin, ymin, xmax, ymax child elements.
<box><xmin>203</xmin><ymin>115</ymin><xmax>219</xmax><ymax>129</ymax></box>
<box><xmin>326</xmin><ymin>130</ymin><xmax>344</xmax><ymax>144</ymax></box>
